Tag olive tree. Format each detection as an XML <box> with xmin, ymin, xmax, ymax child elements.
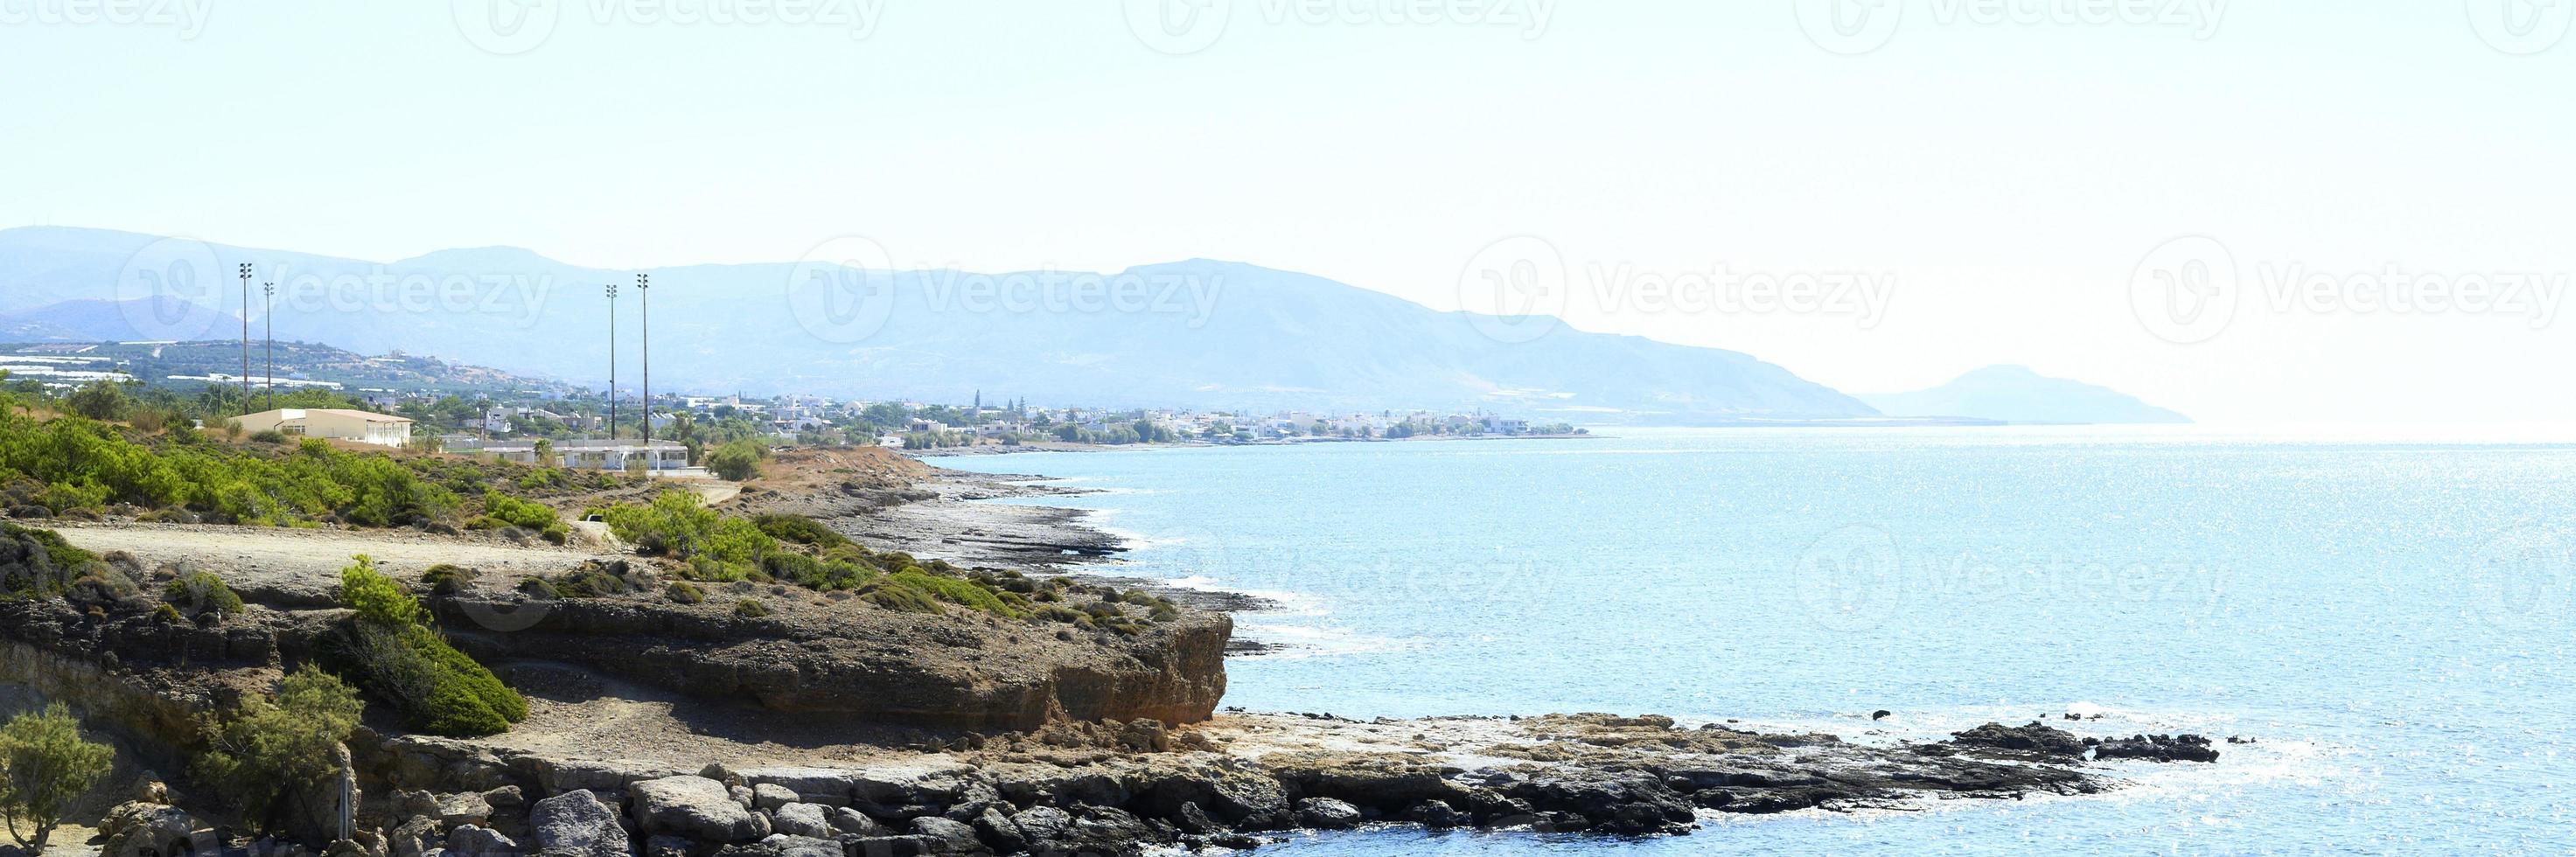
<box><xmin>0</xmin><ymin>703</ymin><xmax>116</xmax><ymax>852</ymax></box>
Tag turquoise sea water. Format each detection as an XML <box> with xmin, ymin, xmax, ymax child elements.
<box><xmin>938</xmin><ymin>427</ymin><xmax>2576</xmax><ymax>854</ymax></box>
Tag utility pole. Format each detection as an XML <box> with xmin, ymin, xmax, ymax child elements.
<box><xmin>236</xmin><ymin>263</ymin><xmax>252</xmax><ymax>415</ymax></box>
<box><xmin>262</xmin><ymin>282</ymin><xmax>276</xmax><ymax>410</ymax></box>
<box><xmin>605</xmin><ymin>282</ymin><xmax>618</xmax><ymax>439</ymax></box>
<box><xmin>638</xmin><ymin>273</ymin><xmax>652</xmax><ymax>456</ymax></box>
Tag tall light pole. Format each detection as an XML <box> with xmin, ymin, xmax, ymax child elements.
<box><xmin>604</xmin><ymin>282</ymin><xmax>618</xmax><ymax>439</ymax></box>
<box><xmin>262</xmin><ymin>282</ymin><xmax>276</xmax><ymax>410</ymax></box>
<box><xmin>236</xmin><ymin>263</ymin><xmax>253</xmax><ymax>415</ymax></box>
<box><xmin>638</xmin><ymin>273</ymin><xmax>652</xmax><ymax>455</ymax></box>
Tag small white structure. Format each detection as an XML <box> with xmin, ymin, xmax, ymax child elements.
<box><xmin>234</xmin><ymin>408</ymin><xmax>415</xmax><ymax>447</ymax></box>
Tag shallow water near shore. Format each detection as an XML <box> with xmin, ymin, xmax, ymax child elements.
<box><xmin>938</xmin><ymin>426</ymin><xmax>2576</xmax><ymax>854</ymax></box>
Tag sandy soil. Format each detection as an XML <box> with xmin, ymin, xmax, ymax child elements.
<box><xmin>48</xmin><ymin>522</ymin><xmax>616</xmax><ymax>594</ymax></box>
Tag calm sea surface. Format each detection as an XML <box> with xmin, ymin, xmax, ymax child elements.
<box><xmin>938</xmin><ymin>426</ymin><xmax>2576</xmax><ymax>854</ymax></box>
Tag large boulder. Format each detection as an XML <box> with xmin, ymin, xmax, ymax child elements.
<box><xmin>530</xmin><ymin>789</ymin><xmax>632</xmax><ymax>857</ymax></box>
<box><xmin>100</xmin><ymin>802</ymin><xmax>199</xmax><ymax>857</ymax></box>
<box><xmin>750</xmin><ymin>784</ymin><xmax>799</xmax><ymax>812</ymax></box>
<box><xmin>769</xmin><ymin>803</ymin><xmax>834</xmax><ymax>840</ymax></box>
<box><xmin>907</xmin><ymin>817</ymin><xmax>979</xmax><ymax>854</ymax></box>
<box><xmin>632</xmin><ymin>775</ymin><xmax>762</xmax><ymax>842</ymax></box>
<box><xmin>444</xmin><ymin>825</ymin><xmax>519</xmax><ymax>857</ymax></box>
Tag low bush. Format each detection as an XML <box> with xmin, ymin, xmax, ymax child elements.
<box><xmin>326</xmin><ymin>556</ymin><xmax>525</xmax><ymax>737</ymax></box>
<box><xmin>731</xmin><ymin>598</ymin><xmax>768</xmax><ymax>618</ymax></box>
<box><xmin>666</xmin><ymin>580</ymin><xmax>705</xmax><ymax>604</ymax></box>
<box><xmin>469</xmin><ymin>490</ymin><xmax>569</xmax><ymax>544</ymax></box>
<box><xmin>163</xmin><ymin>570</ymin><xmax>244</xmax><ymax>617</ymax></box>
<box><xmin>193</xmin><ymin>665</ymin><xmax>365</xmax><ymax>834</ymax></box>
<box><xmin>751</xmin><ymin>512</ymin><xmax>850</xmax><ymax>548</ymax></box>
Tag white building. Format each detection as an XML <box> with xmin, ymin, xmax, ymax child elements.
<box><xmin>234</xmin><ymin>408</ymin><xmax>415</xmax><ymax>447</ymax></box>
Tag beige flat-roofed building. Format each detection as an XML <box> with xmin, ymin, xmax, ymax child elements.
<box><xmin>234</xmin><ymin>408</ymin><xmax>415</xmax><ymax>447</ymax></box>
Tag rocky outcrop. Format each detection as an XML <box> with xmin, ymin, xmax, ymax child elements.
<box><xmin>431</xmin><ymin>584</ymin><xmax>1228</xmax><ymax>731</ymax></box>
<box><xmin>632</xmin><ymin>776</ymin><xmax>764</xmax><ymax>843</ymax></box>
<box><xmin>528</xmin><ymin>789</ymin><xmax>629</xmax><ymax>857</ymax></box>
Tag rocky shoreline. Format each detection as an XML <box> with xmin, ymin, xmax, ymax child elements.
<box><xmin>3</xmin><ymin>456</ymin><xmax>2230</xmax><ymax>857</ymax></box>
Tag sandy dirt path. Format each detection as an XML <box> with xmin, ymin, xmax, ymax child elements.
<box><xmin>50</xmin><ymin>521</ymin><xmax>618</xmax><ymax>593</ymax></box>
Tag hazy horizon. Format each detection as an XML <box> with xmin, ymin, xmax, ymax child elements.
<box><xmin>6</xmin><ymin>2</ymin><xmax>2572</xmax><ymax>424</ymax></box>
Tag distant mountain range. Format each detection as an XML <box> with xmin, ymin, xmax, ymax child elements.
<box><xmin>1859</xmin><ymin>365</ymin><xmax>2189</xmax><ymax>425</ymax></box>
<box><xmin>0</xmin><ymin>226</ymin><xmax>1883</xmax><ymax>423</ymax></box>
<box><xmin>0</xmin><ymin>226</ymin><xmax>2183</xmax><ymax>425</ymax></box>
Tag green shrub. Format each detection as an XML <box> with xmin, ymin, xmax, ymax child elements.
<box><xmin>0</xmin><ymin>411</ymin><xmax>463</xmax><ymax>527</ymax></box>
<box><xmin>752</xmin><ymin>512</ymin><xmax>850</xmax><ymax>548</ymax></box>
<box><xmin>862</xmin><ymin>580</ymin><xmax>944</xmax><ymax>614</ymax></box>
<box><xmin>471</xmin><ymin>490</ymin><xmax>569</xmax><ymax>543</ymax></box>
<box><xmin>594</xmin><ymin>491</ymin><xmax>775</xmax><ymax>569</ymax></box>
<box><xmin>328</xmin><ymin>556</ymin><xmax>524</xmax><ymax>737</ymax></box>
<box><xmin>0</xmin><ymin>523</ymin><xmax>95</xmax><ymax>598</ymax></box>
<box><xmin>164</xmin><ymin>570</ymin><xmax>244</xmax><ymax>617</ymax></box>
<box><xmin>0</xmin><ymin>702</ymin><xmax>115</xmax><ymax>852</ymax></box>
<box><xmin>247</xmin><ymin>429</ymin><xmax>289</xmax><ymax>444</ymax></box>
<box><xmin>421</xmin><ymin>564</ymin><xmax>477</xmax><ymax>595</ymax></box>
<box><xmin>731</xmin><ymin>598</ymin><xmax>769</xmax><ymax>618</ymax></box>
<box><xmin>886</xmin><ymin>569</ymin><xmax>1023</xmax><ymax>618</ymax></box>
<box><xmin>337</xmin><ymin>554</ymin><xmax>422</xmax><ymax>626</ymax></box>
<box><xmin>516</xmin><ymin>576</ymin><xmax>561</xmax><ymax>600</ymax></box>
<box><xmin>706</xmin><ymin>439</ymin><xmax>767</xmax><ymax>481</ymax></box>
<box><xmin>193</xmin><ymin>665</ymin><xmax>364</xmax><ymax>834</ymax></box>
<box><xmin>667</xmin><ymin>580</ymin><xmax>705</xmax><ymax>604</ymax></box>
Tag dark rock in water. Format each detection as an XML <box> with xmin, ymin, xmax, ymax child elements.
<box><xmin>1170</xmin><ymin>801</ymin><xmax>1224</xmax><ymax>835</ymax></box>
<box><xmin>1504</xmin><ymin>773</ymin><xmax>1697</xmax><ymax>835</ymax></box>
<box><xmin>1947</xmin><ymin>721</ymin><xmax>2090</xmax><ymax>759</ymax></box>
<box><xmin>1401</xmin><ymin>800</ymin><xmax>1472</xmax><ymax>829</ymax></box>
<box><xmin>1295</xmin><ymin>798</ymin><xmax>1364</xmax><ymax>830</ymax></box>
<box><xmin>2091</xmin><ymin>734</ymin><xmax>2220</xmax><ymax>763</ymax></box>
<box><xmin>1871</xmin><ymin>710</ymin><xmax>1892</xmax><ymax>721</ymax></box>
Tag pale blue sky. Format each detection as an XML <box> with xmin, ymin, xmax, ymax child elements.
<box><xmin>4</xmin><ymin>2</ymin><xmax>2572</xmax><ymax>423</ymax></box>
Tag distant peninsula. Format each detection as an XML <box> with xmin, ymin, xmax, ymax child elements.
<box><xmin>1858</xmin><ymin>365</ymin><xmax>2189</xmax><ymax>425</ymax></box>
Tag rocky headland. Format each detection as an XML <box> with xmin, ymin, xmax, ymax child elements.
<box><xmin>0</xmin><ymin>456</ymin><xmax>2225</xmax><ymax>857</ymax></box>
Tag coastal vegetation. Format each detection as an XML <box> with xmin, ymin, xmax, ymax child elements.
<box><xmin>0</xmin><ymin>703</ymin><xmax>115</xmax><ymax>852</ymax></box>
<box><xmin>325</xmin><ymin>555</ymin><xmax>527</xmax><ymax>736</ymax></box>
<box><xmin>192</xmin><ymin>665</ymin><xmax>365</xmax><ymax>835</ymax></box>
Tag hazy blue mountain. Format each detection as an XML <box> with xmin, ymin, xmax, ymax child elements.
<box><xmin>0</xmin><ymin>226</ymin><xmax>1876</xmax><ymax>422</ymax></box>
<box><xmin>0</xmin><ymin>296</ymin><xmax>241</xmax><ymax>342</ymax></box>
<box><xmin>1859</xmin><ymin>365</ymin><xmax>2189</xmax><ymax>424</ymax></box>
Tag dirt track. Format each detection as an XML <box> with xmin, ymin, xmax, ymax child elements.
<box><xmin>49</xmin><ymin>521</ymin><xmax>616</xmax><ymax>594</ymax></box>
